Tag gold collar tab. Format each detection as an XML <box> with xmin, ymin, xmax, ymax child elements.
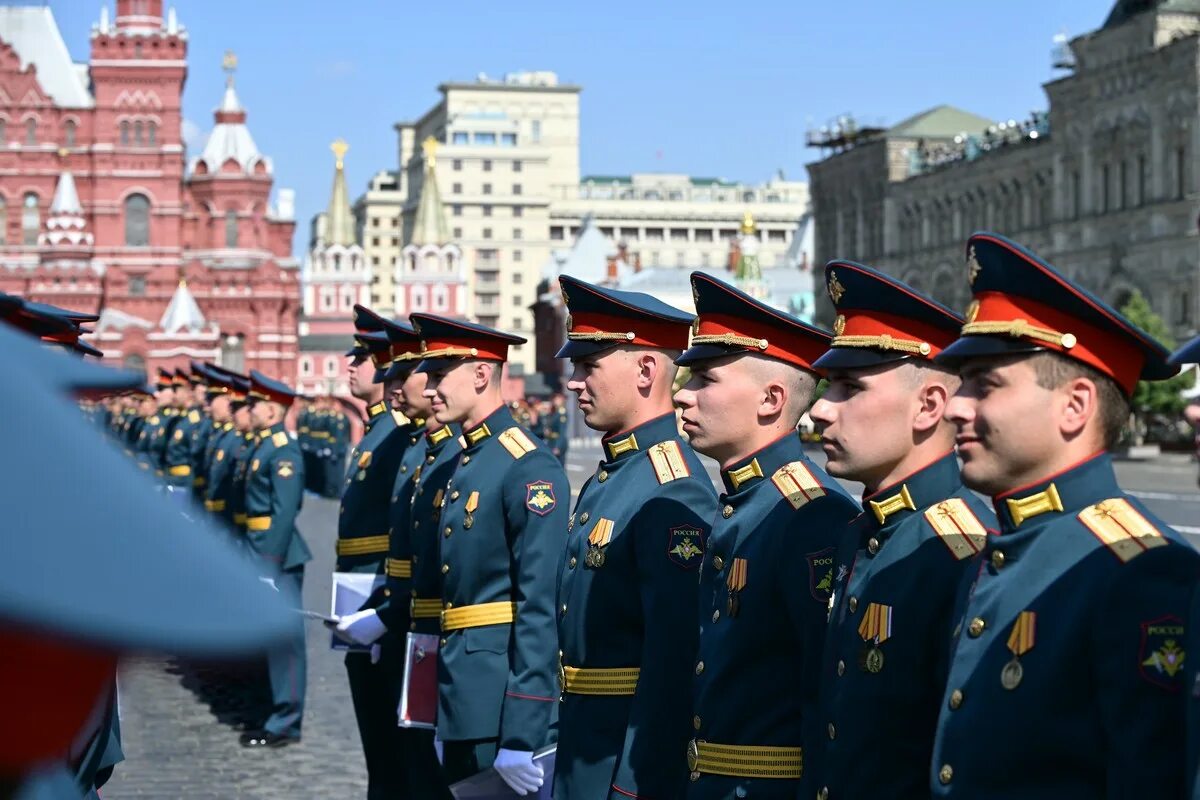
<box><xmin>428</xmin><ymin>426</ymin><xmax>452</xmax><ymax>445</ymax></box>
<box><xmin>605</xmin><ymin>432</ymin><xmax>640</xmax><ymax>460</ymax></box>
<box><xmin>1006</xmin><ymin>483</ymin><xmax>1064</xmax><ymax>527</ymax></box>
<box><xmin>869</xmin><ymin>484</ymin><xmax>916</xmax><ymax>525</ymax></box>
<box><xmin>368</xmin><ymin>401</ymin><xmax>388</xmax><ymax>418</ymax></box>
<box><xmin>465</xmin><ymin>422</ymin><xmax>492</xmax><ymax>445</ymax></box>
<box><xmin>727</xmin><ymin>458</ymin><xmax>764</xmax><ymax>491</ymax></box>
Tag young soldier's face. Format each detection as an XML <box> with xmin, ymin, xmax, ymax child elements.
<box><xmin>347</xmin><ymin>357</ymin><xmax>372</xmax><ymax>399</ymax></box>
<box><xmin>810</xmin><ymin>363</ymin><xmax>919</xmax><ymax>489</ymax></box>
<box><xmin>397</xmin><ymin>369</ymin><xmax>432</xmax><ymax>419</ymax></box>
<box><xmin>947</xmin><ymin>356</ymin><xmax>1060</xmax><ymax>495</ymax></box>
<box><xmin>673</xmin><ymin>355</ymin><xmax>756</xmax><ymax>462</ymax></box>
<box><xmin>566</xmin><ymin>349</ymin><xmax>633</xmax><ymax>433</ymax></box>
<box><xmin>423</xmin><ymin>361</ymin><xmax>476</xmax><ymax>425</ymax></box>
<box><xmin>233</xmin><ymin>404</ymin><xmax>252</xmax><ymax>431</ymax></box>
<box><xmin>210</xmin><ymin>395</ymin><xmax>232</xmax><ymax>424</ymax></box>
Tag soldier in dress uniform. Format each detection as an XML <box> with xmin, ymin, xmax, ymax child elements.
<box><xmin>187</xmin><ymin>361</ymin><xmax>215</xmax><ymax>500</ymax></box>
<box><xmin>134</xmin><ymin>385</ymin><xmax>163</xmax><ymax>474</ymax></box>
<box><xmin>227</xmin><ymin>375</ymin><xmax>259</xmax><ymax>535</ymax></box>
<box><xmin>329</xmin><ymin>307</ymin><xmax>426</xmax><ymax>798</ymax></box>
<box><xmin>157</xmin><ymin>367</ymin><xmax>197</xmax><ymax>491</ymax></box>
<box><xmin>237</xmin><ymin>370</ymin><xmax>312</xmax><ymax>749</ymax></box>
<box><xmin>540</xmin><ymin>392</ymin><xmax>570</xmax><ymax>464</ymax></box>
<box><xmin>409</xmin><ymin>313</ymin><xmax>569</xmax><ymax>794</ymax></box>
<box><xmin>927</xmin><ymin>232</ymin><xmax>1200</xmax><ymax>797</ymax></box>
<box><xmin>551</xmin><ymin>275</ymin><xmax>716</xmax><ymax>799</ymax></box>
<box><xmin>805</xmin><ymin>261</ymin><xmax>996</xmax><ymax>800</ymax></box>
<box><xmin>325</xmin><ymin>397</ymin><xmax>352</xmax><ymax>498</ymax></box>
<box><xmin>201</xmin><ymin>368</ymin><xmax>244</xmax><ymax>530</ymax></box>
<box><xmin>147</xmin><ymin>369</ymin><xmax>176</xmax><ymax>477</ymax></box>
<box><xmin>673</xmin><ymin>272</ymin><xmax>860</xmax><ymax>800</ymax></box>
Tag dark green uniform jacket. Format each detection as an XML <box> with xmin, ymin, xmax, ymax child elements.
<box><xmin>555</xmin><ymin>413</ymin><xmax>716</xmax><ymax>800</ymax></box>
<box><xmin>242</xmin><ymin>424</ymin><xmax>311</xmax><ymax>573</ymax></box>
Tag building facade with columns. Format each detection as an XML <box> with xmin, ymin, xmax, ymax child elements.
<box><xmin>807</xmin><ymin>0</ymin><xmax>1200</xmax><ymax>336</ymax></box>
<box><xmin>0</xmin><ymin>1</ymin><xmax>298</xmax><ymax>378</ymax></box>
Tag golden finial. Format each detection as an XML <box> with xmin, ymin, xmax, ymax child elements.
<box><xmin>57</xmin><ymin>147</ymin><xmax>69</xmax><ymax>158</ymax></box>
<box><xmin>222</xmin><ymin>50</ymin><xmax>237</xmax><ymax>85</ymax></box>
<box><xmin>422</xmin><ymin>136</ymin><xmax>438</xmax><ymax>169</ymax></box>
<box><xmin>331</xmin><ymin>139</ymin><xmax>349</xmax><ymax>170</ymax></box>
<box><xmin>740</xmin><ymin>211</ymin><xmax>757</xmax><ymax>235</ymax></box>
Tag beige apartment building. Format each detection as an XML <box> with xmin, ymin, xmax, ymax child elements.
<box><xmin>807</xmin><ymin>0</ymin><xmax>1200</xmax><ymax>337</ymax></box>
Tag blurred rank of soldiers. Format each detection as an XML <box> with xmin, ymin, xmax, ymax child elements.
<box><xmin>236</xmin><ymin>371</ymin><xmax>312</xmax><ymax>749</ymax></box>
<box><xmin>200</xmin><ymin>367</ymin><xmax>248</xmax><ymax>533</ymax></box>
<box><xmin>186</xmin><ymin>361</ymin><xmax>216</xmax><ymax>501</ymax></box>
<box><xmin>133</xmin><ymin>383</ymin><xmax>163</xmax><ymax>473</ymax></box>
<box><xmin>673</xmin><ymin>273</ymin><xmax>859</xmax><ymax>800</ymax></box>
<box><xmin>227</xmin><ymin>374</ymin><xmax>259</xmax><ymax>536</ymax></box>
<box><xmin>553</xmin><ymin>276</ymin><xmax>716</xmax><ymax>799</ymax></box>
<box><xmin>539</xmin><ymin>392</ymin><xmax>570</xmax><ymax>464</ymax></box>
<box><xmin>926</xmin><ymin>233</ymin><xmax>1200</xmax><ymax>797</ymax></box>
<box><xmin>324</xmin><ymin>395</ymin><xmax>352</xmax><ymax>497</ymax></box>
<box><xmin>409</xmin><ymin>313</ymin><xmax>568</xmax><ymax>795</ymax></box>
<box><xmin>328</xmin><ymin>306</ymin><xmax>427</xmax><ymax>797</ymax></box>
<box><xmin>806</xmin><ymin>262</ymin><xmax>996</xmax><ymax>800</ymax></box>
<box><xmin>145</xmin><ymin>368</ymin><xmax>177</xmax><ymax>477</ymax></box>
<box><xmin>340</xmin><ymin>314</ymin><xmax>459</xmax><ymax>798</ymax></box>
<box><xmin>160</xmin><ymin>368</ymin><xmax>199</xmax><ymax>491</ymax></box>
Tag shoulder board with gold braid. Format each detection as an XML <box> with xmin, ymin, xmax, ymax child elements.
<box><xmin>647</xmin><ymin>440</ymin><xmax>691</xmax><ymax>484</ymax></box>
<box><xmin>924</xmin><ymin>498</ymin><xmax>988</xmax><ymax>560</ymax></box>
<box><xmin>770</xmin><ymin>460</ymin><xmax>826</xmax><ymax>510</ymax></box>
<box><xmin>498</xmin><ymin>428</ymin><xmax>537</xmax><ymax>459</ymax></box>
<box><xmin>1078</xmin><ymin>497</ymin><xmax>1167</xmax><ymax>563</ymax></box>
<box><xmin>188</xmin><ymin>409</ymin><xmax>201</xmax><ymax>424</ymax></box>
<box><xmin>272</xmin><ymin>431</ymin><xmax>289</xmax><ymax>448</ymax></box>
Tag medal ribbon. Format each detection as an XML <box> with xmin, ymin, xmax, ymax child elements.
<box><xmin>588</xmin><ymin>518</ymin><xmax>614</xmax><ymax>547</ymax></box>
<box><xmin>1006</xmin><ymin>611</ymin><xmax>1036</xmax><ymax>657</ymax></box>
<box><xmin>857</xmin><ymin>602</ymin><xmax>893</xmax><ymax>644</ymax></box>
<box><xmin>465</xmin><ymin>491</ymin><xmax>480</xmax><ymax>513</ymax></box>
<box><xmin>726</xmin><ymin>558</ymin><xmax>748</xmax><ymax>592</ymax></box>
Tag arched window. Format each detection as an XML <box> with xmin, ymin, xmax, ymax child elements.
<box><xmin>64</xmin><ymin>120</ymin><xmax>76</xmax><ymax>148</ymax></box>
<box><xmin>124</xmin><ymin>194</ymin><xmax>150</xmax><ymax>246</ymax></box>
<box><xmin>224</xmin><ymin>210</ymin><xmax>238</xmax><ymax>248</ymax></box>
<box><xmin>21</xmin><ymin>192</ymin><xmax>39</xmax><ymax>245</ymax></box>
<box><xmin>120</xmin><ymin>121</ymin><xmax>130</xmax><ymax>146</ymax></box>
<box><xmin>147</xmin><ymin>121</ymin><xmax>157</xmax><ymax>146</ymax></box>
<box><xmin>134</xmin><ymin>120</ymin><xmax>144</xmax><ymax>146</ymax></box>
<box><xmin>24</xmin><ymin>118</ymin><xmax>36</xmax><ymax>145</ymax></box>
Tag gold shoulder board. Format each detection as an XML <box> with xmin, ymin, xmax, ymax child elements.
<box><xmin>498</xmin><ymin>428</ymin><xmax>536</xmax><ymax>459</ymax></box>
<box><xmin>647</xmin><ymin>441</ymin><xmax>691</xmax><ymax>484</ymax></box>
<box><xmin>272</xmin><ymin>431</ymin><xmax>289</xmax><ymax>448</ymax></box>
<box><xmin>1078</xmin><ymin>498</ymin><xmax>1167</xmax><ymax>563</ymax></box>
<box><xmin>188</xmin><ymin>409</ymin><xmax>201</xmax><ymax>423</ymax></box>
<box><xmin>770</xmin><ymin>460</ymin><xmax>826</xmax><ymax>510</ymax></box>
<box><xmin>392</xmin><ymin>410</ymin><xmax>409</xmax><ymax>427</ymax></box>
<box><xmin>924</xmin><ymin>498</ymin><xmax>988</xmax><ymax>560</ymax></box>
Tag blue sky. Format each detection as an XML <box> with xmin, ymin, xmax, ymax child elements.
<box><xmin>50</xmin><ymin>0</ymin><xmax>1107</xmax><ymax>252</ymax></box>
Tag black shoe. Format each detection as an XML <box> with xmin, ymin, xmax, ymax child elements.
<box><xmin>239</xmin><ymin>729</ymin><xmax>299</xmax><ymax>748</ymax></box>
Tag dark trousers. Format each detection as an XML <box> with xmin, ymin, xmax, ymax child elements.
<box><xmin>263</xmin><ymin>567</ymin><xmax>306</xmax><ymax>738</ymax></box>
<box><xmin>324</xmin><ymin>455</ymin><xmax>344</xmax><ymax>498</ymax></box>
<box><xmin>442</xmin><ymin>738</ymin><xmax>499</xmax><ymax>786</ymax></box>
<box><xmin>346</xmin><ymin>642</ymin><xmax>454</xmax><ymax>799</ymax></box>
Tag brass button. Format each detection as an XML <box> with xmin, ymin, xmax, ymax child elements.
<box><xmin>827</xmin><ymin>722</ymin><xmax>836</xmax><ymax>740</ymax></box>
<box><xmin>598</xmin><ymin>470</ymin><xmax>608</xmax><ymax>483</ymax></box>
<box><xmin>444</xmin><ymin>526</ymin><xmax>452</xmax><ymax>537</ymax></box>
<box><xmin>383</xmin><ymin>588</ymin><xmax>391</xmax><ymax>597</ymax></box>
<box><xmin>560</xmin><ymin>604</ymin><xmax>567</xmax><ymax>615</ymax></box>
<box><xmin>409</xmin><ymin>622</ymin><xmax>416</xmax><ymax>631</ymax></box>
<box><xmin>848</xmin><ymin>596</ymin><xmax>858</xmax><ymax>613</ymax></box>
<box><xmin>400</xmin><ymin>465</ymin><xmax>408</xmax><ymax>473</ymax></box>
<box><xmin>439</xmin><ymin>637</ymin><xmax>447</xmax><ymax>647</ymax></box>
<box><xmin>569</xmin><ymin>557</ymin><xmax>577</xmax><ymax>569</ymax></box>
<box><xmin>949</xmin><ymin>689</ymin><xmax>964</xmax><ymax>710</ymax></box>
<box><xmin>690</xmin><ymin>772</ymin><xmax>699</xmax><ymax>782</ymax></box>
<box><xmin>938</xmin><ymin>765</ymin><xmax>953</xmax><ymax>785</ymax></box>
<box><xmin>461</xmin><ymin>455</ymin><xmax>470</xmax><ymax>464</ymax></box>
<box><xmin>967</xmin><ymin>617</ymin><xmax>986</xmax><ymax>637</ymax></box>
<box><xmin>391</xmin><ymin>494</ymin><xmax>398</xmax><ymax>502</ymax></box>
<box><xmin>837</xmin><ymin>659</ymin><xmax>845</xmax><ymax>676</ymax></box>
<box><xmin>722</xmin><ymin>505</ymin><xmax>733</xmax><ymax>518</ymax></box>
<box><xmin>712</xmin><ymin>609</ymin><xmax>720</xmax><ymax>623</ymax></box>
<box><xmin>712</xmin><ymin>555</ymin><xmax>725</xmax><ymax>571</ymax></box>
<box><xmin>693</xmin><ymin>715</ymin><xmax>701</xmax><ymax>730</ymax></box>
<box><xmin>413</xmin><ymin>521</ymin><xmax>420</xmax><ymax>529</ymax></box>
<box><xmin>867</xmin><ymin>537</ymin><xmax>880</xmax><ymax>555</ymax></box>
<box><xmin>451</xmin><ymin>490</ymin><xmax>460</xmax><ymax>501</ymax></box>
<box><xmin>441</xmin><ymin>564</ymin><xmax>449</xmax><ymax>574</ymax></box>
<box><xmin>695</xmin><ymin>661</ymin><xmax>705</xmax><ymax>675</ymax></box>
<box><xmin>818</xmin><ymin>788</ymin><xmax>829</xmax><ymax>800</ymax></box>
<box><xmin>580</xmin><ymin>512</ymin><xmax>590</xmax><ymax>524</ymax></box>
<box><xmin>426</xmin><ymin>455</ymin><xmax>435</xmax><ymax>463</ymax></box>
<box><xmin>412</xmin><ymin>555</ymin><xmax>418</xmax><ymax>563</ymax></box>
<box><xmin>992</xmin><ymin>550</ymin><xmax>1006</xmax><ymax>569</ymax></box>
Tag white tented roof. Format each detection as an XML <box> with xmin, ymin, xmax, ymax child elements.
<box><xmin>159</xmin><ymin>280</ymin><xmax>208</xmax><ymax>334</ymax></box>
<box><xmin>189</xmin><ymin>84</ymin><xmax>271</xmax><ymax>176</ymax></box>
<box><xmin>0</xmin><ymin>7</ymin><xmax>93</xmax><ymax>108</ymax></box>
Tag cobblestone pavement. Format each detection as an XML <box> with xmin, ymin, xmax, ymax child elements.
<box><xmin>102</xmin><ymin>443</ymin><xmax>1200</xmax><ymax>798</ymax></box>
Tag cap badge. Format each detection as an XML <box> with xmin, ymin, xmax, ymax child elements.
<box><xmin>833</xmin><ymin>315</ymin><xmax>846</xmax><ymax>337</ymax></box>
<box><xmin>967</xmin><ymin>245</ymin><xmax>982</xmax><ymax>284</ymax></box>
<box><xmin>965</xmin><ymin>300</ymin><xmax>980</xmax><ymax>324</ymax></box>
<box><xmin>828</xmin><ymin>272</ymin><xmax>846</xmax><ymax>303</ymax></box>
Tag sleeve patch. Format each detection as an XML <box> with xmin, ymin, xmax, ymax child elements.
<box><xmin>525</xmin><ymin>481</ymin><xmax>557</xmax><ymax>515</ymax></box>
<box><xmin>1078</xmin><ymin>498</ymin><xmax>1167</xmax><ymax>563</ymax></box>
<box><xmin>272</xmin><ymin>431</ymin><xmax>290</xmax><ymax>448</ymax></box>
<box><xmin>924</xmin><ymin>498</ymin><xmax>989</xmax><ymax>560</ymax></box>
<box><xmin>647</xmin><ymin>441</ymin><xmax>691</xmax><ymax>484</ymax></box>
<box><xmin>667</xmin><ymin>525</ymin><xmax>705</xmax><ymax>569</ymax></box>
<box><xmin>771</xmin><ymin>461</ymin><xmax>826</xmax><ymax>509</ymax></box>
<box><xmin>277</xmin><ymin>460</ymin><xmax>295</xmax><ymax>479</ymax></box>
<box><xmin>1139</xmin><ymin>615</ymin><xmax>1185</xmax><ymax>691</ymax></box>
<box><xmin>499</xmin><ymin>428</ymin><xmax>537</xmax><ymax>459</ymax></box>
<box><xmin>806</xmin><ymin>547</ymin><xmax>836</xmax><ymax>601</ymax></box>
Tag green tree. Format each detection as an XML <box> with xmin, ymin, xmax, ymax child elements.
<box><xmin>1120</xmin><ymin>290</ymin><xmax>1194</xmax><ymax>430</ymax></box>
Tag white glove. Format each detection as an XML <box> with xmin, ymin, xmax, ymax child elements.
<box><xmin>493</xmin><ymin>748</ymin><xmax>543</xmax><ymax>796</ymax></box>
<box><xmin>369</xmin><ymin>643</ymin><xmax>382</xmax><ymax>664</ymax></box>
<box><xmin>334</xmin><ymin>609</ymin><xmax>387</xmax><ymax>646</ymax></box>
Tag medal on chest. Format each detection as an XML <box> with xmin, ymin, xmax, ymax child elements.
<box><xmin>463</xmin><ymin>491</ymin><xmax>479</xmax><ymax>529</ymax></box>
<box><xmin>585</xmin><ymin>517</ymin><xmax>614</xmax><ymax>568</ymax></box>
<box><xmin>1002</xmin><ymin>611</ymin><xmax>1036</xmax><ymax>690</ymax></box>
<box><xmin>857</xmin><ymin>602</ymin><xmax>893</xmax><ymax>673</ymax></box>
<box><xmin>726</xmin><ymin>558</ymin><xmax>747</xmax><ymax>617</ymax></box>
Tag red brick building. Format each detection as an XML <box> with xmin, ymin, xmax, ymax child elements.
<box><xmin>0</xmin><ymin>1</ymin><xmax>299</xmax><ymax>379</ymax></box>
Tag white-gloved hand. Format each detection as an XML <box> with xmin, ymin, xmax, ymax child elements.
<box><xmin>369</xmin><ymin>643</ymin><xmax>382</xmax><ymax>664</ymax></box>
<box><xmin>493</xmin><ymin>748</ymin><xmax>543</xmax><ymax>796</ymax></box>
<box><xmin>334</xmin><ymin>609</ymin><xmax>387</xmax><ymax>646</ymax></box>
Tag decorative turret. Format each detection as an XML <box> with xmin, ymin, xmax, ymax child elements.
<box><xmin>400</xmin><ymin>137</ymin><xmax>462</xmax><ymax>280</ymax></box>
<box><xmin>40</xmin><ymin>169</ymin><xmax>94</xmax><ymax>248</ymax></box>
<box><xmin>189</xmin><ymin>52</ymin><xmax>271</xmax><ymax>177</ymax></box>
<box><xmin>159</xmin><ymin>277</ymin><xmax>207</xmax><ymax>334</ymax></box>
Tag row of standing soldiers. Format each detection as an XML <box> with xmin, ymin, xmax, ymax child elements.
<box><xmin>296</xmin><ymin>398</ymin><xmax>352</xmax><ymax>497</ymax></box>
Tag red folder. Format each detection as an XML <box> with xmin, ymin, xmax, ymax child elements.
<box><xmin>398</xmin><ymin>632</ymin><xmax>439</xmax><ymax>729</ymax></box>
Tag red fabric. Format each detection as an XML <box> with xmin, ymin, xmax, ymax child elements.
<box><xmin>839</xmin><ymin>309</ymin><xmax>955</xmax><ymax>358</ymax></box>
<box><xmin>0</xmin><ymin>628</ymin><xmax>117</xmax><ymax>775</ymax></box>
<box><xmin>420</xmin><ymin>334</ymin><xmax>508</xmax><ymax>362</ymax></box>
<box><xmin>972</xmin><ymin>291</ymin><xmax>1142</xmax><ymax>394</ymax></box>
<box><xmin>697</xmin><ymin>312</ymin><xmax>829</xmax><ymax>371</ymax></box>
<box><xmin>569</xmin><ymin>310</ymin><xmax>691</xmax><ymax>351</ymax></box>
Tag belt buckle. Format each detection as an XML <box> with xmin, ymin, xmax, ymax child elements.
<box><xmin>687</xmin><ymin>739</ymin><xmax>700</xmax><ymax>772</ymax></box>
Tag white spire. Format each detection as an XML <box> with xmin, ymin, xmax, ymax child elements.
<box><xmin>166</xmin><ymin>7</ymin><xmax>178</xmax><ymax>34</ymax></box>
<box><xmin>99</xmin><ymin>5</ymin><xmax>110</xmax><ymax>34</ymax></box>
<box><xmin>220</xmin><ymin>82</ymin><xmax>241</xmax><ymax>113</ymax></box>
<box><xmin>40</xmin><ymin>171</ymin><xmax>92</xmax><ymax>247</ymax></box>
<box><xmin>50</xmin><ymin>170</ymin><xmax>82</xmax><ymax>214</ymax></box>
<box><xmin>159</xmin><ymin>279</ymin><xmax>207</xmax><ymax>334</ymax></box>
